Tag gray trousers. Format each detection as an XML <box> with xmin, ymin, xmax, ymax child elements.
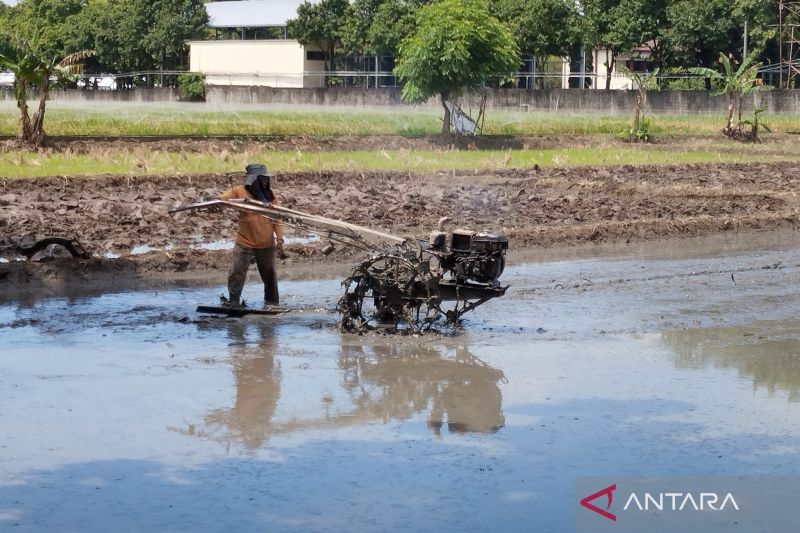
<box><xmin>228</xmin><ymin>244</ymin><xmax>279</xmax><ymax>305</ymax></box>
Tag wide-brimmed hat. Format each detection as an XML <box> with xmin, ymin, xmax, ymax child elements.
<box><xmin>245</xmin><ymin>163</ymin><xmax>273</xmax><ymax>178</ymax></box>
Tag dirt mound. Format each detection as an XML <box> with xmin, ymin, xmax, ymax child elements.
<box><xmin>2</xmin><ymin>161</ymin><xmax>799</xmax><ymax>288</ymax></box>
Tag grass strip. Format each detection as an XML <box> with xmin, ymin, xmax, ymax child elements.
<box><xmin>0</xmin><ymin>146</ymin><xmax>793</xmax><ymax>178</ymax></box>
<box><xmin>4</xmin><ymin>104</ymin><xmax>800</xmax><ymax>136</ymax></box>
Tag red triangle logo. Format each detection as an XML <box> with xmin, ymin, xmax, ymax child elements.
<box><xmin>580</xmin><ymin>483</ymin><xmax>617</xmax><ymax>521</ymax></box>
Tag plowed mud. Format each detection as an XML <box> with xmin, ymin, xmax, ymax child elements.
<box><xmin>2</xmin><ymin>161</ymin><xmax>799</xmax><ymax>289</ymax></box>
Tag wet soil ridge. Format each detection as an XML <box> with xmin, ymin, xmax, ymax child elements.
<box><xmin>1</xmin><ymin>161</ymin><xmax>799</xmax><ymax>284</ymax></box>
<box><xmin>2</xmin><ymin>133</ymin><xmax>793</xmax><ymax>155</ymax></box>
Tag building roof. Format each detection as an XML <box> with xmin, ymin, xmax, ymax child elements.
<box><xmin>206</xmin><ymin>0</ymin><xmax>311</xmax><ymax>28</ymax></box>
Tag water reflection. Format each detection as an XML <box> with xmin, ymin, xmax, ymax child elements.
<box><xmin>338</xmin><ymin>340</ymin><xmax>506</xmax><ymax>436</ymax></box>
<box><xmin>179</xmin><ymin>319</ymin><xmax>506</xmax><ymax>449</ymax></box>
<box><xmin>662</xmin><ymin>321</ymin><xmax>800</xmax><ymax>401</ymax></box>
<box><xmin>204</xmin><ymin>320</ymin><xmax>281</xmax><ymax>450</ymax></box>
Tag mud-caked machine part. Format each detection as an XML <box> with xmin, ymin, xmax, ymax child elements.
<box><xmin>338</xmin><ymin>251</ymin><xmax>444</xmax><ymax>333</ymax></box>
<box><xmin>337</xmin><ymin>241</ymin><xmax>509</xmax><ymax>333</ymax></box>
<box><xmin>0</xmin><ymin>236</ymin><xmax>91</xmax><ymax>260</ymax></box>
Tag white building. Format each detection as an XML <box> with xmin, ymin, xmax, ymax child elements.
<box><xmin>560</xmin><ymin>42</ymin><xmax>656</xmax><ymax>90</ymax></box>
<box><xmin>188</xmin><ymin>0</ymin><xmax>326</xmax><ymax>88</ymax></box>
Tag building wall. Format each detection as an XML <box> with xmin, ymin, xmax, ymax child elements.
<box><xmin>593</xmin><ymin>48</ymin><xmax>635</xmax><ymax>90</ymax></box>
<box><xmin>188</xmin><ymin>40</ymin><xmax>326</xmax><ymax>88</ymax></box>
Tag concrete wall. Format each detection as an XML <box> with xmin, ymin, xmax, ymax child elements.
<box><xmin>188</xmin><ymin>40</ymin><xmax>326</xmax><ymax>88</ymax></box>
<box><xmin>44</xmin><ymin>88</ymin><xmax>180</xmax><ymax>103</ymax></box>
<box><xmin>203</xmin><ymin>86</ymin><xmax>800</xmax><ymax>115</ymax></box>
<box><xmin>1</xmin><ymin>87</ymin><xmax>180</xmax><ymax>103</ymax></box>
<box><xmin>6</xmin><ymin>86</ymin><xmax>800</xmax><ymax>115</ymax></box>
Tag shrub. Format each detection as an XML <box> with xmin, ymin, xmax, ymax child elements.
<box><xmin>178</xmin><ymin>73</ymin><xmax>205</xmax><ymax>102</ymax></box>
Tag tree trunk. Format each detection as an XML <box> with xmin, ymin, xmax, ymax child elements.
<box><xmin>605</xmin><ymin>50</ymin><xmax>614</xmax><ymax>90</ymax></box>
<box><xmin>725</xmin><ymin>92</ymin><xmax>735</xmax><ymax>133</ymax></box>
<box><xmin>737</xmin><ymin>92</ymin><xmax>743</xmax><ymax>127</ymax></box>
<box><xmin>14</xmin><ymin>79</ymin><xmax>32</xmax><ymax>143</ymax></box>
<box><xmin>441</xmin><ymin>92</ymin><xmax>451</xmax><ymax>134</ymax></box>
<box><xmin>631</xmin><ymin>90</ymin><xmax>643</xmax><ymax>138</ymax></box>
<box><xmin>31</xmin><ymin>75</ymin><xmax>50</xmax><ymax>148</ymax></box>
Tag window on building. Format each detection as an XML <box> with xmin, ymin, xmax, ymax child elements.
<box><xmin>306</xmin><ymin>51</ymin><xmax>326</xmax><ymax>61</ymax></box>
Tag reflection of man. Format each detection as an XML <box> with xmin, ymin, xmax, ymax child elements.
<box><xmin>221</xmin><ymin>163</ymin><xmax>286</xmax><ymax>307</ymax></box>
<box><xmin>204</xmin><ymin>320</ymin><xmax>281</xmax><ymax>450</ymax></box>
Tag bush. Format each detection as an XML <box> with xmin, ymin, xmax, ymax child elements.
<box><xmin>178</xmin><ymin>73</ymin><xmax>205</xmax><ymax>101</ymax></box>
<box><xmin>620</xmin><ymin>115</ymin><xmax>652</xmax><ymax>143</ymax></box>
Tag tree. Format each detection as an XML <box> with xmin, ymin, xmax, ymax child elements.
<box><xmin>580</xmin><ymin>0</ymin><xmax>645</xmax><ymax>90</ymax></box>
<box><xmin>75</xmin><ymin>0</ymin><xmax>153</xmax><ymax>73</ymax></box>
<box><xmin>343</xmin><ymin>0</ymin><xmax>421</xmax><ymax>57</ymax></box>
<box><xmin>0</xmin><ymin>41</ymin><xmax>91</xmax><ymax>146</ymax></box>
<box><xmin>69</xmin><ymin>0</ymin><xmax>207</xmax><ymax>76</ymax></box>
<box><xmin>7</xmin><ymin>0</ymin><xmax>88</xmax><ymax>59</ymax></box>
<box><xmin>144</xmin><ymin>0</ymin><xmax>209</xmax><ymax>71</ymax></box>
<box><xmin>0</xmin><ymin>5</ymin><xmax>12</xmax><ymax>60</ymax></box>
<box><xmin>288</xmin><ymin>0</ymin><xmax>349</xmax><ymax>73</ymax></box>
<box><xmin>690</xmin><ymin>52</ymin><xmax>765</xmax><ymax>140</ymax></box>
<box><xmin>611</xmin><ymin>0</ymin><xmax>667</xmax><ymax>69</ymax></box>
<box><xmin>490</xmin><ymin>0</ymin><xmax>575</xmax><ymax>82</ymax></box>
<box><xmin>664</xmin><ymin>0</ymin><xmax>774</xmax><ymax>87</ymax></box>
<box><xmin>0</xmin><ymin>0</ymin><xmax>92</xmax><ymax>146</ymax></box>
<box><xmin>395</xmin><ymin>0</ymin><xmax>520</xmax><ymax>133</ymax></box>
<box><xmin>621</xmin><ymin>67</ymin><xmax>659</xmax><ymax>142</ymax></box>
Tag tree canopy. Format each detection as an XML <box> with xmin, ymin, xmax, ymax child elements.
<box><xmin>664</xmin><ymin>0</ymin><xmax>774</xmax><ymax>74</ymax></box>
<box><xmin>490</xmin><ymin>0</ymin><xmax>576</xmax><ymax>63</ymax></box>
<box><xmin>0</xmin><ymin>0</ymin><xmax>788</xmax><ymax>90</ymax></box>
<box><xmin>287</xmin><ymin>0</ymin><xmax>349</xmax><ymax>72</ymax></box>
<box><xmin>395</xmin><ymin>0</ymin><xmax>521</xmax><ymax>131</ymax></box>
<box><xmin>343</xmin><ymin>0</ymin><xmax>420</xmax><ymax>57</ymax></box>
<box><xmin>1</xmin><ymin>0</ymin><xmax>208</xmax><ymax>75</ymax></box>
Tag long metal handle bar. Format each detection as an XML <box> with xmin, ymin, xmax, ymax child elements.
<box><xmin>169</xmin><ymin>198</ymin><xmax>409</xmax><ymax>251</ymax></box>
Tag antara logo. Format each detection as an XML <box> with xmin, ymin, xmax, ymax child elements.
<box><xmin>580</xmin><ymin>483</ymin><xmax>740</xmax><ymax>522</ymax></box>
<box><xmin>580</xmin><ymin>484</ymin><xmax>617</xmax><ymax>521</ymax></box>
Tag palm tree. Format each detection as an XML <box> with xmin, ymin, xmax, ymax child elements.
<box><xmin>0</xmin><ymin>37</ymin><xmax>91</xmax><ymax>147</ymax></box>
<box><xmin>690</xmin><ymin>53</ymin><xmax>763</xmax><ymax>139</ymax></box>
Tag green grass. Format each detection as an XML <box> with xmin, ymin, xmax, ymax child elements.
<box><xmin>3</xmin><ymin>102</ymin><xmax>800</xmax><ymax>136</ymax></box>
<box><xmin>0</xmin><ymin>145</ymin><xmax>793</xmax><ymax>178</ymax></box>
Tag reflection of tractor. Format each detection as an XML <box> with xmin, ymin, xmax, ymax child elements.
<box><xmin>171</xmin><ymin>199</ymin><xmax>509</xmax><ymax>332</ymax></box>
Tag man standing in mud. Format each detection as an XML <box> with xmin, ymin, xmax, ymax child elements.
<box><xmin>221</xmin><ymin>163</ymin><xmax>286</xmax><ymax>307</ymax></box>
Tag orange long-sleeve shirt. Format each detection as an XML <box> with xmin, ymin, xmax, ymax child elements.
<box><xmin>221</xmin><ymin>185</ymin><xmax>284</xmax><ymax>249</ymax></box>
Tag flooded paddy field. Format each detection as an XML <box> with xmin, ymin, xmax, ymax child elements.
<box><xmin>2</xmin><ymin>233</ymin><xmax>800</xmax><ymax>532</ymax></box>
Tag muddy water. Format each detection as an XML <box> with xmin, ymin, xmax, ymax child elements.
<box><xmin>2</xmin><ymin>235</ymin><xmax>800</xmax><ymax>532</ymax></box>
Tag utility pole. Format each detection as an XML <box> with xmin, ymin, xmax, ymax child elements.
<box><xmin>579</xmin><ymin>47</ymin><xmax>586</xmax><ymax>89</ymax></box>
<box><xmin>744</xmin><ymin>20</ymin><xmax>749</xmax><ymax>59</ymax></box>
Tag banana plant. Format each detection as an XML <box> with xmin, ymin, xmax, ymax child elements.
<box><xmin>690</xmin><ymin>53</ymin><xmax>763</xmax><ymax>138</ymax></box>
<box><xmin>620</xmin><ymin>68</ymin><xmax>660</xmax><ymax>142</ymax></box>
<box><xmin>741</xmin><ymin>105</ymin><xmax>772</xmax><ymax>143</ymax></box>
<box><xmin>0</xmin><ymin>34</ymin><xmax>91</xmax><ymax>147</ymax></box>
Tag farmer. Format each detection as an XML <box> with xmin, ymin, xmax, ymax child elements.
<box><xmin>221</xmin><ymin>163</ymin><xmax>286</xmax><ymax>307</ymax></box>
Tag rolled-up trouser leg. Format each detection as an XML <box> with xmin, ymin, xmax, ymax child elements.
<box><xmin>227</xmin><ymin>244</ymin><xmax>254</xmax><ymax>305</ymax></box>
<box><xmin>254</xmin><ymin>247</ymin><xmax>279</xmax><ymax>304</ymax></box>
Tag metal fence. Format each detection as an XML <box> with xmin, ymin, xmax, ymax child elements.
<box><xmin>97</xmin><ymin>68</ymin><xmax>794</xmax><ymax>91</ymax></box>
